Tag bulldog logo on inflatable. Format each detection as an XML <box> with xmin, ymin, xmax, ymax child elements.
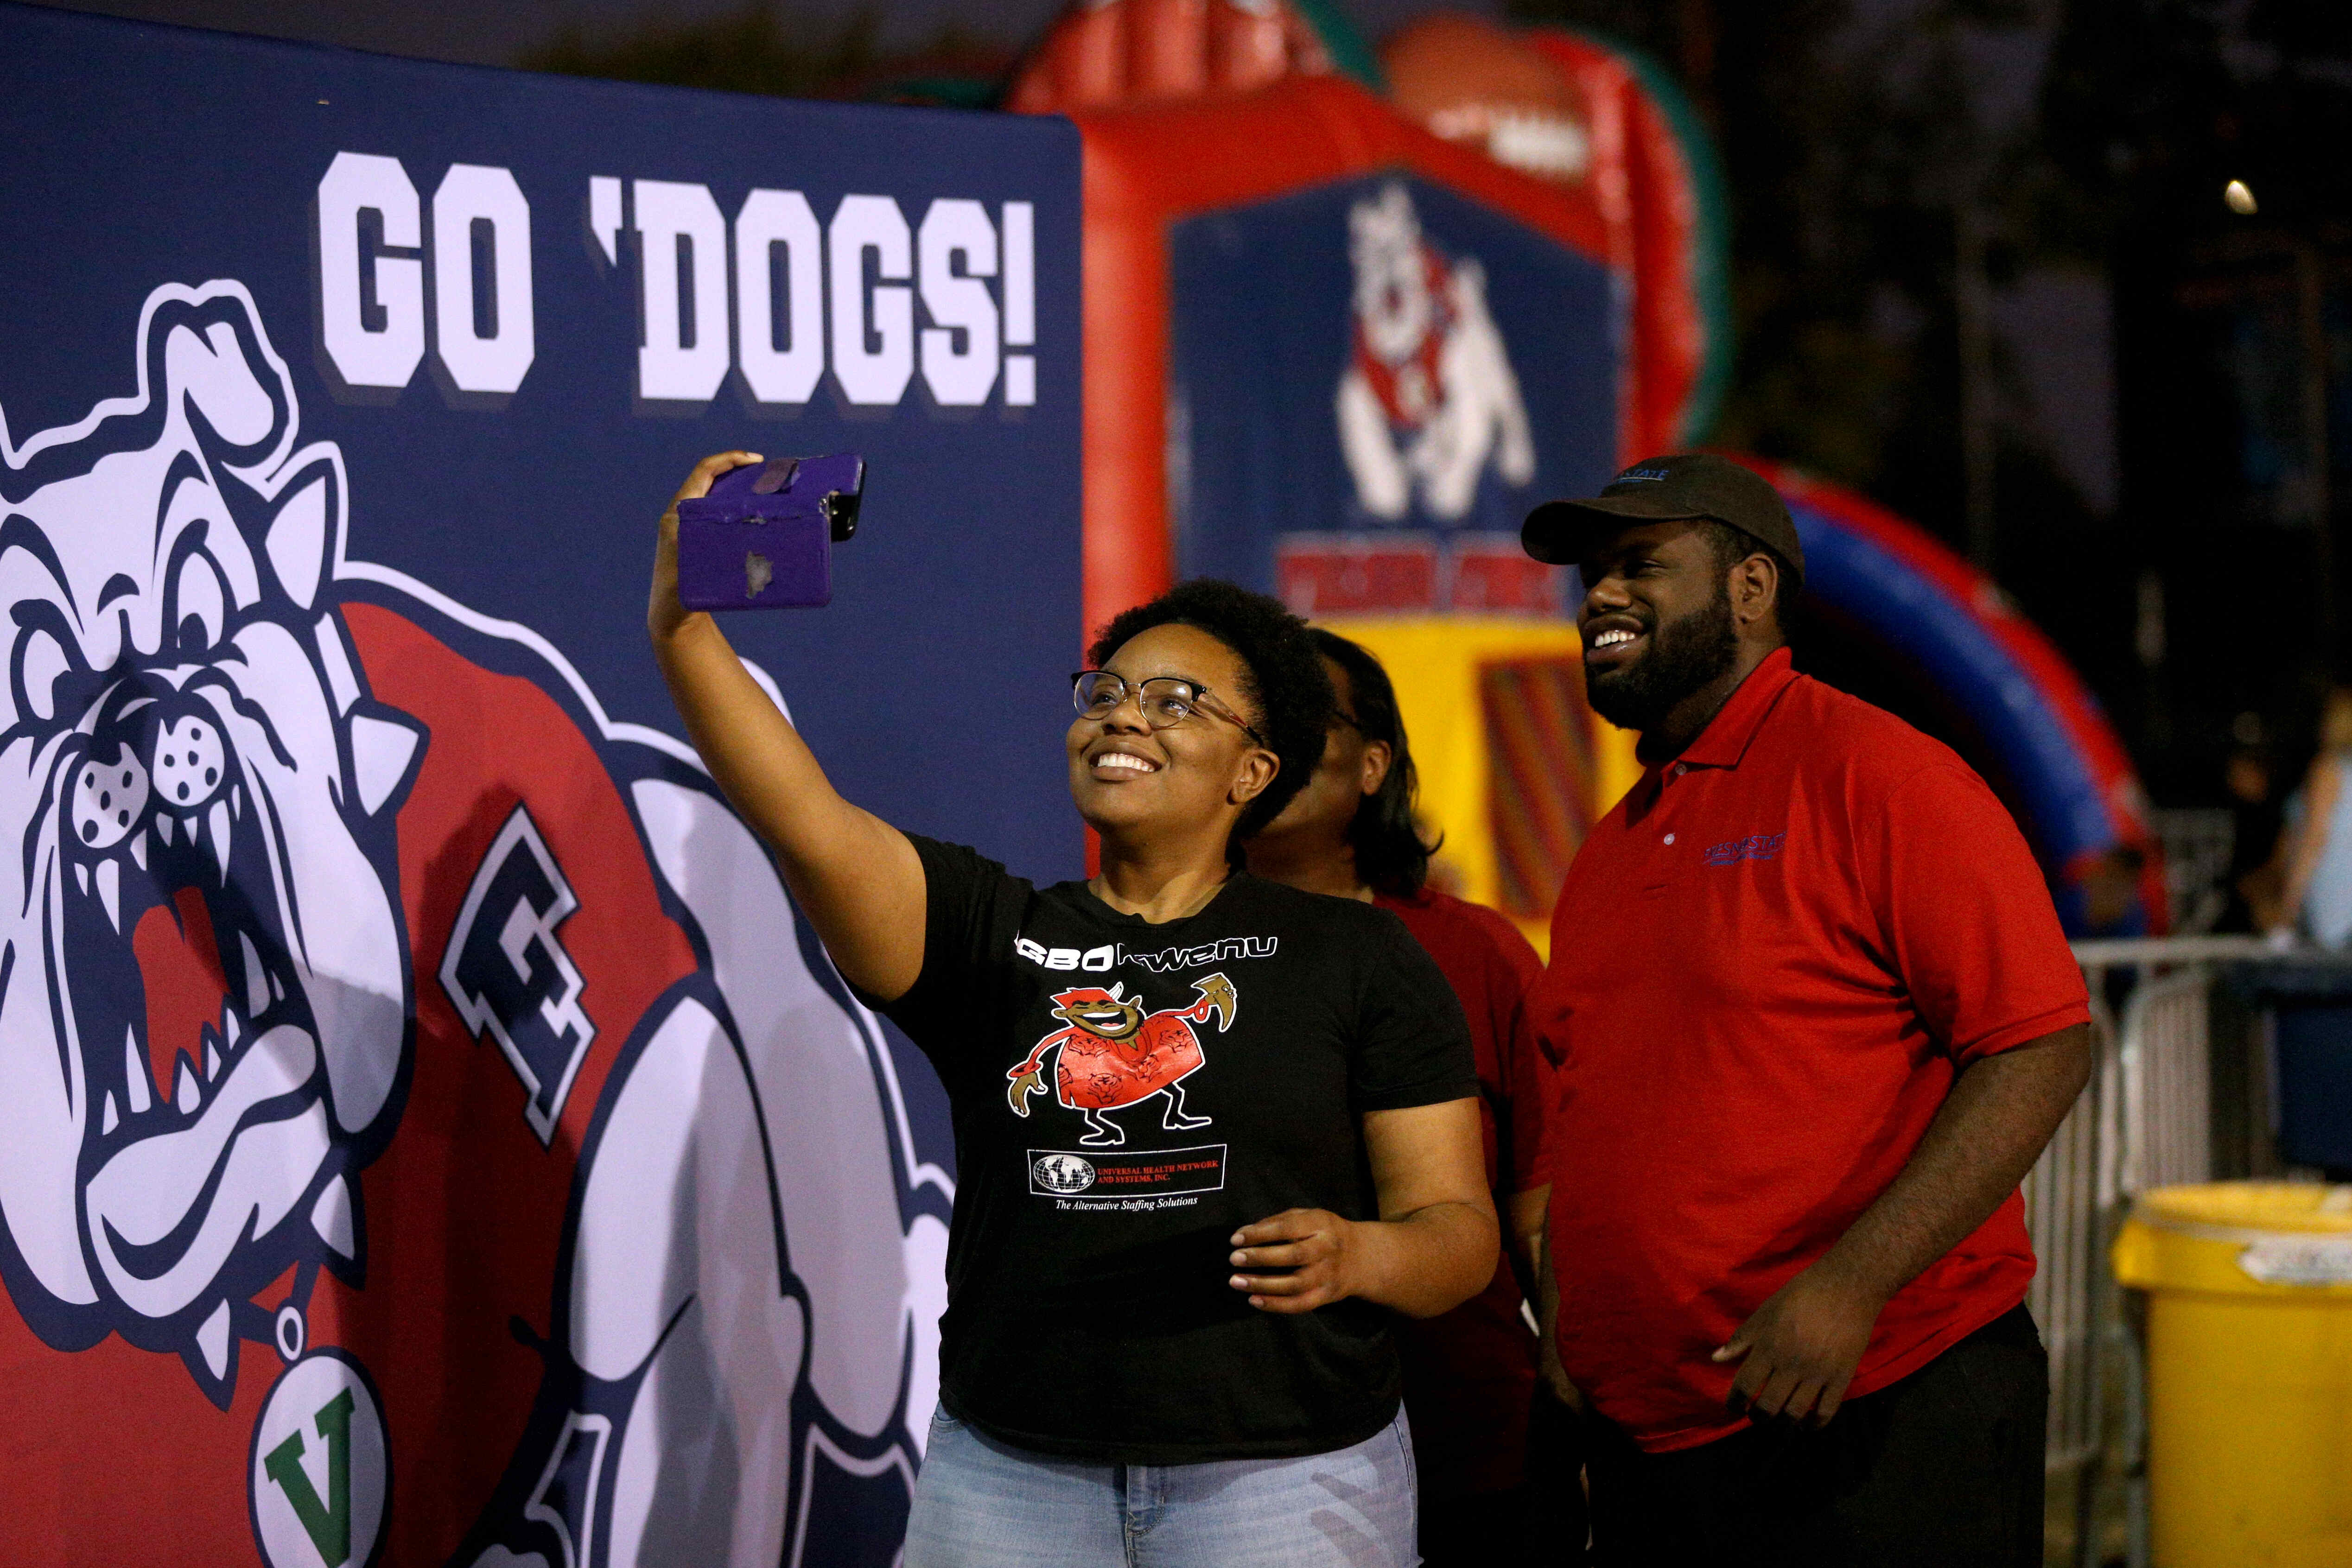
<box><xmin>0</xmin><ymin>282</ymin><xmax>944</xmax><ymax>1568</ymax></box>
<box><xmin>1336</xmin><ymin>182</ymin><xmax>1537</xmax><ymax>523</ymax></box>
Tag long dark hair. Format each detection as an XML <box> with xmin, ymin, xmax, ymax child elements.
<box><xmin>1311</xmin><ymin>629</ymin><xmax>1437</xmax><ymax>896</ymax></box>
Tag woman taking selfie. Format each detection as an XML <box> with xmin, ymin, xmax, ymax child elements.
<box><xmin>648</xmin><ymin>453</ymin><xmax>1497</xmax><ymax>1567</ymax></box>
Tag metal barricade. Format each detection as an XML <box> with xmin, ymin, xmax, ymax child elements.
<box><xmin>2022</xmin><ymin>987</ymin><xmax>2110</xmax><ymax>1475</ymax></box>
<box><xmin>2118</xmin><ymin>967</ymin><xmax>2218</xmax><ymax>1195</ymax></box>
<box><xmin>2049</xmin><ymin>935</ymin><xmax>2276</xmax><ymax>1567</ymax></box>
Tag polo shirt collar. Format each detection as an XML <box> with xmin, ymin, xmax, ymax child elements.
<box><xmin>1673</xmin><ymin>647</ymin><xmax>1799</xmax><ymax>771</ymax></box>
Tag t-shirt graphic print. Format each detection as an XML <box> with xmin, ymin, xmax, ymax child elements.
<box><xmin>873</xmin><ymin>836</ymin><xmax>1477</xmax><ymax>1465</ymax></box>
<box><xmin>1009</xmin><ymin>975</ymin><xmax>1226</xmax><ymax>1143</ymax></box>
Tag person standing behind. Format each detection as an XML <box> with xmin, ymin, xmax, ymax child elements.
<box><xmin>2276</xmin><ymin>686</ymin><xmax>2352</xmax><ymax>948</ymax></box>
<box><xmin>1247</xmin><ymin>629</ymin><xmax>1566</xmax><ymax>1568</ymax></box>
<box><xmin>1518</xmin><ymin>456</ymin><xmax>2093</xmax><ymax>1566</ymax></box>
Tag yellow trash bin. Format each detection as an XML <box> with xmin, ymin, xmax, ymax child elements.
<box><xmin>2113</xmin><ymin>1183</ymin><xmax>2352</xmax><ymax>1567</ymax></box>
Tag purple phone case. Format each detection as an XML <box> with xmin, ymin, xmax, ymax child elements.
<box><xmin>675</xmin><ymin>454</ymin><xmax>864</xmax><ymax>610</ymax></box>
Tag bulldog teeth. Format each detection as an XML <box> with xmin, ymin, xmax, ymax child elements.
<box><xmin>222</xmin><ymin>1007</ymin><xmax>242</xmax><ymax>1049</ymax></box>
<box><xmin>102</xmin><ymin>1092</ymin><xmax>120</xmax><ymax>1135</ymax></box>
<box><xmin>207</xmin><ymin>802</ymin><xmax>232</xmax><ymax>883</ymax></box>
<box><xmin>238</xmin><ymin>933</ymin><xmax>268</xmax><ymax>1019</ymax></box>
<box><xmin>311</xmin><ymin>1176</ymin><xmax>356</xmax><ymax>1261</ymax></box>
<box><xmin>95</xmin><ymin>857</ymin><xmax>121</xmax><ymax>933</ymax></box>
<box><xmin>197</xmin><ymin>1301</ymin><xmax>231</xmax><ymax>1382</ymax></box>
<box><xmin>202</xmin><ymin>1026</ymin><xmax>224</xmax><ymax>1081</ymax></box>
<box><xmin>73</xmin><ymin>862</ymin><xmax>89</xmax><ymax>897</ymax></box>
<box><xmin>128</xmin><ymin>830</ymin><xmax>147</xmax><ymax>871</ymax></box>
<box><xmin>156</xmin><ymin>815</ymin><xmax>174</xmax><ymax>846</ymax></box>
<box><xmin>349</xmin><ymin>712</ymin><xmax>421</xmax><ymax>815</ymax></box>
<box><xmin>173</xmin><ymin>1053</ymin><xmax>203</xmax><ymax>1113</ymax></box>
<box><xmin>123</xmin><ymin>1028</ymin><xmax>152</xmax><ymax>1115</ymax></box>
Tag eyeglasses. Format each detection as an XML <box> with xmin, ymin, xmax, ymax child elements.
<box><xmin>1071</xmin><ymin>671</ymin><xmax>1266</xmax><ymax>746</ymax></box>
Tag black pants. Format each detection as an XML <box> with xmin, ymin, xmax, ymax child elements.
<box><xmin>1419</xmin><ymin>1385</ymin><xmax>1593</xmax><ymax>1568</ymax></box>
<box><xmin>1583</xmin><ymin>1305</ymin><xmax>2047</xmax><ymax>1568</ymax></box>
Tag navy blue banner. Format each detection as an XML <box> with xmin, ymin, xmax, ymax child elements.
<box><xmin>0</xmin><ymin>6</ymin><xmax>1076</xmax><ymax>1564</ymax></box>
<box><xmin>1170</xmin><ymin>174</ymin><xmax>1616</xmax><ymax>618</ymax></box>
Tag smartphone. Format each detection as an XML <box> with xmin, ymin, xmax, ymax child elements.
<box><xmin>674</xmin><ymin>453</ymin><xmax>865</xmax><ymax>610</ymax></box>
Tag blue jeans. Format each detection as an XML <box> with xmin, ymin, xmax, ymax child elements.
<box><xmin>903</xmin><ymin>1403</ymin><xmax>1421</xmax><ymax>1568</ymax></box>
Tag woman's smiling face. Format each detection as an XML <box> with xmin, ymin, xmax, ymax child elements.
<box><xmin>1067</xmin><ymin>622</ymin><xmax>1275</xmax><ymax>847</ymax></box>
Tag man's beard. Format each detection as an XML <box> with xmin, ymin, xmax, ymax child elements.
<box><xmin>1583</xmin><ymin>587</ymin><xmax>1741</xmax><ymax>733</ymax></box>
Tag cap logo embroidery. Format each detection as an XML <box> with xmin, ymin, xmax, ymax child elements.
<box><xmin>1614</xmin><ymin>465</ymin><xmax>1673</xmax><ymax>483</ymax></box>
<box><xmin>1704</xmin><ymin>832</ymin><xmax>1785</xmax><ymax>866</ymax></box>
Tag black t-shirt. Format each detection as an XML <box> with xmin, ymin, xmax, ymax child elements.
<box><xmin>875</xmin><ymin>835</ymin><xmax>1479</xmax><ymax>1464</ymax></box>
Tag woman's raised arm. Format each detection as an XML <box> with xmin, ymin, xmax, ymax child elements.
<box><xmin>648</xmin><ymin>452</ymin><xmax>927</xmax><ymax>1001</ymax></box>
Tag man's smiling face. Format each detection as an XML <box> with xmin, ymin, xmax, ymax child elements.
<box><xmin>1576</xmin><ymin>518</ymin><xmax>1742</xmax><ymax>735</ymax></box>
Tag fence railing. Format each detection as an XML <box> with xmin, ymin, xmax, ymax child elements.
<box><xmin>2021</xmin><ymin>1000</ymin><xmax>2110</xmax><ymax>1474</ymax></box>
<box><xmin>2041</xmin><ymin>934</ymin><xmax>2290</xmax><ymax>1568</ymax></box>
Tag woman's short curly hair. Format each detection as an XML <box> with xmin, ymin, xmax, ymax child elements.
<box><xmin>1087</xmin><ymin>579</ymin><xmax>1335</xmax><ymax>854</ymax></box>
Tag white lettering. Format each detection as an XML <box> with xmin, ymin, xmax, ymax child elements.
<box><xmin>318</xmin><ymin>166</ymin><xmax>1038</xmax><ymax>411</ymax></box>
<box><xmin>1002</xmin><ymin>200</ymin><xmax>1036</xmax><ymax>407</ymax></box>
<box><xmin>634</xmin><ymin>179</ymin><xmax>731</xmax><ymax>404</ymax></box>
<box><xmin>735</xmin><ymin>189</ymin><xmax>826</xmax><ymax>406</ymax></box>
<box><xmin>317</xmin><ymin>152</ymin><xmax>425</xmax><ymax>390</ymax></box>
<box><xmin>589</xmin><ymin>176</ymin><xmax>623</xmax><ymax>264</ymax></box>
<box><xmin>1124</xmin><ymin>935</ymin><xmax>1277</xmax><ymax>972</ymax></box>
<box><xmin>1015</xmin><ymin>938</ymin><xmax>1047</xmax><ymax>963</ymax></box>
<box><xmin>431</xmin><ymin>164</ymin><xmax>535</xmax><ymax>394</ymax></box>
<box><xmin>918</xmin><ymin>199</ymin><xmax>1000</xmax><ymax>406</ymax></box>
<box><xmin>1045</xmin><ymin>947</ymin><xmax>1080</xmax><ymax>971</ymax></box>
<box><xmin>829</xmin><ymin>195</ymin><xmax>914</xmax><ymax>406</ymax></box>
<box><xmin>1081</xmin><ymin>944</ymin><xmax>1115</xmax><ymax>972</ymax></box>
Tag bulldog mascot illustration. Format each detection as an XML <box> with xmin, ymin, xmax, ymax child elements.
<box><xmin>1006</xmin><ymin>976</ymin><xmax>1234</xmax><ymax>1147</ymax></box>
<box><xmin>0</xmin><ymin>281</ymin><xmax>943</xmax><ymax>1568</ymax></box>
<box><xmin>1335</xmin><ymin>182</ymin><xmax>1537</xmax><ymax>523</ymax></box>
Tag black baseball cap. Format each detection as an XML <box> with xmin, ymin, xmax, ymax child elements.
<box><xmin>1522</xmin><ymin>452</ymin><xmax>1805</xmax><ymax>585</ymax></box>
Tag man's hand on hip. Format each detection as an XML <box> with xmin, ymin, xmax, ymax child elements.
<box><xmin>1712</xmin><ymin>1260</ymin><xmax>1885</xmax><ymax>1427</ymax></box>
<box><xmin>1711</xmin><ymin>1023</ymin><xmax>2093</xmax><ymax>1430</ymax></box>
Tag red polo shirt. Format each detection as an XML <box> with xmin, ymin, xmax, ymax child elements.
<box><xmin>1379</xmin><ymin>889</ymin><xmax>1550</xmax><ymax>1499</ymax></box>
<box><xmin>1535</xmin><ymin>648</ymin><xmax>2088</xmax><ymax>1453</ymax></box>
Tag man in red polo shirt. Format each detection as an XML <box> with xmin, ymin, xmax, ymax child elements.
<box><xmin>1519</xmin><ymin>455</ymin><xmax>2093</xmax><ymax>1565</ymax></box>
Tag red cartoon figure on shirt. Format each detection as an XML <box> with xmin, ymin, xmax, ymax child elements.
<box><xmin>1007</xmin><ymin>975</ymin><xmax>1235</xmax><ymax>1147</ymax></box>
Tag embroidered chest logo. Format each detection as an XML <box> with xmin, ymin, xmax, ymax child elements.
<box><xmin>1704</xmin><ymin>832</ymin><xmax>1786</xmax><ymax>867</ymax></box>
<box><xmin>1007</xmin><ymin>977</ymin><xmax>1235</xmax><ymax>1148</ymax></box>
